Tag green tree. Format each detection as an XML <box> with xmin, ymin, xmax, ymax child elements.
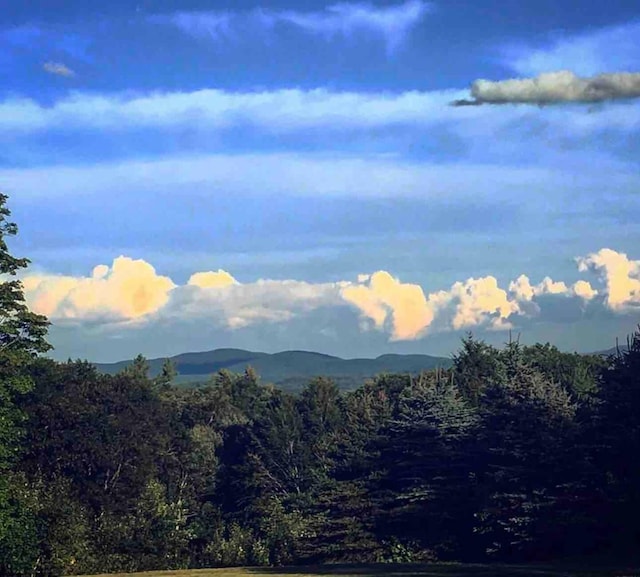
<box><xmin>376</xmin><ymin>371</ymin><xmax>479</xmax><ymax>560</ymax></box>
<box><xmin>474</xmin><ymin>341</ymin><xmax>576</xmax><ymax>560</ymax></box>
<box><xmin>154</xmin><ymin>358</ymin><xmax>177</xmax><ymax>390</ymax></box>
<box><xmin>452</xmin><ymin>334</ymin><xmax>500</xmax><ymax>405</ymax></box>
<box><xmin>122</xmin><ymin>353</ymin><xmax>150</xmax><ymax>380</ymax></box>
<box><xmin>591</xmin><ymin>329</ymin><xmax>640</xmax><ymax>555</ymax></box>
<box><xmin>0</xmin><ymin>193</ymin><xmax>51</xmax><ymax>576</ymax></box>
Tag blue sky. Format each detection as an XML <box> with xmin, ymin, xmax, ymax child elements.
<box><xmin>3</xmin><ymin>0</ymin><xmax>640</xmax><ymax>361</ymax></box>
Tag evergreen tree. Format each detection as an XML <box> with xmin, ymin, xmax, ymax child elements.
<box><xmin>474</xmin><ymin>341</ymin><xmax>576</xmax><ymax>560</ymax></box>
<box><xmin>154</xmin><ymin>358</ymin><xmax>178</xmax><ymax>390</ymax></box>
<box><xmin>376</xmin><ymin>371</ymin><xmax>479</xmax><ymax>560</ymax></box>
<box><xmin>592</xmin><ymin>329</ymin><xmax>640</xmax><ymax>555</ymax></box>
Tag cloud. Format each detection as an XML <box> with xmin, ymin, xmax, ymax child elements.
<box><xmin>577</xmin><ymin>248</ymin><xmax>640</xmax><ymax>312</ymax></box>
<box><xmin>0</xmin><ymin>87</ymin><xmax>462</xmax><ymax>134</ymax></box>
<box><xmin>188</xmin><ymin>270</ymin><xmax>238</xmax><ymax>289</ymax></box>
<box><xmin>453</xmin><ymin>71</ymin><xmax>640</xmax><ymax>106</ymax></box>
<box><xmin>572</xmin><ymin>280</ymin><xmax>598</xmax><ymax>301</ymax></box>
<box><xmin>43</xmin><ymin>61</ymin><xmax>75</xmax><ymax>77</ymax></box>
<box><xmin>270</xmin><ymin>1</ymin><xmax>431</xmax><ymax>53</ymax></box>
<box><xmin>160</xmin><ymin>11</ymin><xmax>233</xmax><ymax>41</ymax></box>
<box><xmin>169</xmin><ymin>279</ymin><xmax>345</xmax><ymax>330</ymax></box>
<box><xmin>504</xmin><ymin>21</ymin><xmax>640</xmax><ymax>77</ymax></box>
<box><xmin>153</xmin><ymin>1</ymin><xmax>430</xmax><ymax>53</ymax></box>
<box><xmin>6</xmin><ymin>150</ymin><xmax>628</xmax><ymax>206</ymax></box>
<box><xmin>23</xmin><ymin>256</ymin><xmax>176</xmax><ymax>322</ymax></box>
<box><xmin>21</xmin><ymin>249</ymin><xmax>638</xmax><ymax>344</ymax></box>
<box><xmin>446</xmin><ymin>276</ymin><xmax>520</xmax><ymax>331</ymax></box>
<box><xmin>341</xmin><ymin>271</ymin><xmax>436</xmax><ymax>340</ymax></box>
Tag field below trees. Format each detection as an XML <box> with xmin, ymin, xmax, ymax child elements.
<box><xmin>79</xmin><ymin>563</ymin><xmax>640</xmax><ymax>577</ymax></box>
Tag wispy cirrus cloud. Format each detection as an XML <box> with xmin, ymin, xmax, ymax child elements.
<box><xmin>265</xmin><ymin>1</ymin><xmax>431</xmax><ymax>53</ymax></box>
<box><xmin>152</xmin><ymin>1</ymin><xmax>431</xmax><ymax>53</ymax></box>
<box><xmin>504</xmin><ymin>20</ymin><xmax>640</xmax><ymax>77</ymax></box>
<box><xmin>151</xmin><ymin>11</ymin><xmax>234</xmax><ymax>41</ymax></box>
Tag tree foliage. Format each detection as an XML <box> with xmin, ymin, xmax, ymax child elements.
<box><xmin>1</xmin><ymin>192</ymin><xmax>638</xmax><ymax>573</ymax></box>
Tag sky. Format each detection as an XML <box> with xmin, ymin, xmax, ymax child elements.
<box><xmin>2</xmin><ymin>0</ymin><xmax>640</xmax><ymax>362</ymax></box>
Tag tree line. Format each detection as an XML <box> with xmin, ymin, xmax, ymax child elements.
<box><xmin>1</xmin><ymin>193</ymin><xmax>639</xmax><ymax>576</ymax></box>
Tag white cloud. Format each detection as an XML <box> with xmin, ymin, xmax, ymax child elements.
<box><xmin>270</xmin><ymin>1</ymin><xmax>431</xmax><ymax>53</ymax></box>
<box><xmin>169</xmin><ymin>279</ymin><xmax>346</xmax><ymax>330</ymax></box>
<box><xmin>341</xmin><ymin>270</ymin><xmax>436</xmax><ymax>340</ymax></box>
<box><xmin>6</xmin><ymin>150</ymin><xmax>633</xmax><ymax>206</ymax></box>
<box><xmin>505</xmin><ymin>21</ymin><xmax>640</xmax><ymax>77</ymax></box>
<box><xmin>447</xmin><ymin>276</ymin><xmax>521</xmax><ymax>331</ymax></box>
<box><xmin>572</xmin><ymin>280</ymin><xmax>598</xmax><ymax>301</ymax></box>
<box><xmin>161</xmin><ymin>11</ymin><xmax>233</xmax><ymax>41</ymax></box>
<box><xmin>23</xmin><ymin>256</ymin><xmax>176</xmax><ymax>322</ymax></box>
<box><xmin>21</xmin><ymin>249</ymin><xmax>635</xmax><ymax>342</ymax></box>
<box><xmin>0</xmin><ymin>87</ymin><xmax>462</xmax><ymax>134</ymax></box>
<box><xmin>43</xmin><ymin>61</ymin><xmax>75</xmax><ymax>77</ymax></box>
<box><xmin>154</xmin><ymin>1</ymin><xmax>431</xmax><ymax>53</ymax></box>
<box><xmin>577</xmin><ymin>248</ymin><xmax>640</xmax><ymax>312</ymax></box>
<box><xmin>188</xmin><ymin>270</ymin><xmax>238</xmax><ymax>289</ymax></box>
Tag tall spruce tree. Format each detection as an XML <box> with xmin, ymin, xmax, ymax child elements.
<box><xmin>474</xmin><ymin>341</ymin><xmax>576</xmax><ymax>560</ymax></box>
<box><xmin>376</xmin><ymin>370</ymin><xmax>479</xmax><ymax>560</ymax></box>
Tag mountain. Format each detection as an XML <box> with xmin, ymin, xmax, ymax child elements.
<box><xmin>93</xmin><ymin>348</ymin><xmax>453</xmax><ymax>391</ymax></box>
<box><xmin>592</xmin><ymin>344</ymin><xmax>630</xmax><ymax>357</ymax></box>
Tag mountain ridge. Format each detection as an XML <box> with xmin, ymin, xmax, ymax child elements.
<box><xmin>93</xmin><ymin>347</ymin><xmax>453</xmax><ymax>390</ymax></box>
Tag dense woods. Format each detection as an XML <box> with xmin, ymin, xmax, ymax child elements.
<box><xmin>1</xmin><ymin>194</ymin><xmax>639</xmax><ymax>576</ymax></box>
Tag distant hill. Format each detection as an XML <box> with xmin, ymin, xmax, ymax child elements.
<box><xmin>93</xmin><ymin>348</ymin><xmax>453</xmax><ymax>391</ymax></box>
<box><xmin>592</xmin><ymin>344</ymin><xmax>630</xmax><ymax>357</ymax></box>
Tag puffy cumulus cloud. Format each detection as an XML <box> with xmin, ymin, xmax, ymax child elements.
<box><xmin>23</xmin><ymin>256</ymin><xmax>176</xmax><ymax>322</ymax></box>
<box><xmin>188</xmin><ymin>270</ymin><xmax>238</xmax><ymax>289</ymax></box>
<box><xmin>572</xmin><ymin>280</ymin><xmax>598</xmax><ymax>301</ymax></box>
<box><xmin>453</xmin><ymin>71</ymin><xmax>640</xmax><ymax>106</ymax></box>
<box><xmin>577</xmin><ymin>248</ymin><xmax>640</xmax><ymax>312</ymax></box>
<box><xmin>341</xmin><ymin>271</ymin><xmax>436</xmax><ymax>340</ymax></box>
<box><xmin>510</xmin><ymin>275</ymin><xmax>568</xmax><ymax>300</ymax></box>
<box><xmin>446</xmin><ymin>276</ymin><xmax>521</xmax><ymax>331</ymax></box>
<box><xmin>509</xmin><ymin>274</ymin><xmax>597</xmax><ymax>304</ymax></box>
<box><xmin>19</xmin><ymin>249</ymin><xmax>637</xmax><ymax>345</ymax></box>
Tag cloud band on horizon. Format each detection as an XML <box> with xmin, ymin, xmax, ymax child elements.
<box><xmin>21</xmin><ymin>249</ymin><xmax>640</xmax><ymax>344</ymax></box>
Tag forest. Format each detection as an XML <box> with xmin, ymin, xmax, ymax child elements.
<box><xmin>1</xmin><ymin>192</ymin><xmax>639</xmax><ymax>577</ymax></box>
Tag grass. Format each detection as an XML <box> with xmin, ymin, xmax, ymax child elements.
<box><xmin>80</xmin><ymin>562</ymin><xmax>640</xmax><ymax>577</ymax></box>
